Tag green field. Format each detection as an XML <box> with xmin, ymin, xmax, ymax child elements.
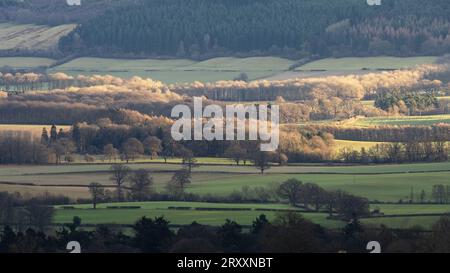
<box><xmin>0</xmin><ymin>23</ymin><xmax>75</xmax><ymax>52</ymax></box>
<box><xmin>49</xmin><ymin>56</ymin><xmax>295</xmax><ymax>83</ymax></box>
<box><xmin>0</xmin><ymin>57</ymin><xmax>56</xmax><ymax>69</ymax></box>
<box><xmin>334</xmin><ymin>139</ymin><xmax>385</xmax><ymax>152</ymax></box>
<box><xmin>352</xmin><ymin>115</ymin><xmax>450</xmax><ymax>126</ymax></box>
<box><xmin>296</xmin><ymin>56</ymin><xmax>437</xmax><ymax>71</ymax></box>
<box><xmin>2</xmin><ymin>162</ymin><xmax>450</xmax><ymax>202</ymax></box>
<box><xmin>52</xmin><ymin>201</ymin><xmax>450</xmax><ymax>230</ymax></box>
<box><xmin>53</xmin><ymin>201</ymin><xmax>342</xmax><ymax>228</ymax></box>
<box><xmin>361</xmin><ymin>216</ymin><xmax>443</xmax><ymax>230</ymax></box>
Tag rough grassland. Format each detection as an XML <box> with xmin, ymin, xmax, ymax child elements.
<box><xmin>0</xmin><ymin>23</ymin><xmax>75</xmax><ymax>51</ymax></box>
<box><xmin>352</xmin><ymin>114</ymin><xmax>450</xmax><ymax>126</ymax></box>
<box><xmin>296</xmin><ymin>56</ymin><xmax>437</xmax><ymax>71</ymax></box>
<box><xmin>0</xmin><ymin>57</ymin><xmax>55</xmax><ymax>68</ymax></box>
<box><xmin>49</xmin><ymin>57</ymin><xmax>294</xmax><ymax>83</ymax></box>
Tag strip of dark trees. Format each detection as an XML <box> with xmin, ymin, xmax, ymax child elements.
<box><xmin>318</xmin><ymin>124</ymin><xmax>450</xmax><ymax>142</ymax></box>
<box><xmin>338</xmin><ymin>142</ymin><xmax>448</xmax><ymax>164</ymax></box>
<box><xmin>2</xmin><ymin>212</ymin><xmax>450</xmax><ymax>253</ymax></box>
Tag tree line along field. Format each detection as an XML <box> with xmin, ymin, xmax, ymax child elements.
<box><xmin>0</xmin><ymin>160</ymin><xmax>450</xmax><ymax>199</ymax></box>
<box><xmin>51</xmin><ymin>201</ymin><xmax>450</xmax><ymax>230</ymax></box>
<box><xmin>0</xmin><ymin>55</ymin><xmax>437</xmax><ymax>83</ymax></box>
<box><xmin>47</xmin><ymin>56</ymin><xmax>295</xmax><ymax>83</ymax></box>
<box><xmin>346</xmin><ymin>115</ymin><xmax>450</xmax><ymax>127</ymax></box>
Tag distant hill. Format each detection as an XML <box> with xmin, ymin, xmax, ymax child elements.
<box><xmin>0</xmin><ymin>0</ymin><xmax>131</xmax><ymax>25</ymax></box>
<box><xmin>58</xmin><ymin>0</ymin><xmax>450</xmax><ymax>59</ymax></box>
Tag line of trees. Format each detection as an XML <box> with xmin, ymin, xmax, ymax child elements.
<box><xmin>338</xmin><ymin>141</ymin><xmax>448</xmax><ymax>164</ymax></box>
<box><xmin>3</xmin><ymin>212</ymin><xmax>450</xmax><ymax>253</ymax></box>
<box><xmin>319</xmin><ymin>124</ymin><xmax>450</xmax><ymax>142</ymax></box>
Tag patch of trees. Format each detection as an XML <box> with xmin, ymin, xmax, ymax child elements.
<box><xmin>375</xmin><ymin>91</ymin><xmax>438</xmax><ymax>115</ymax></box>
<box><xmin>60</xmin><ymin>0</ymin><xmax>450</xmax><ymax>59</ymax></box>
<box><xmin>318</xmin><ymin>124</ymin><xmax>450</xmax><ymax>142</ymax></box>
<box><xmin>431</xmin><ymin>185</ymin><xmax>450</xmax><ymax>204</ymax></box>
<box><xmin>172</xmin><ymin>66</ymin><xmax>440</xmax><ymax>102</ymax></box>
<box><xmin>0</xmin><ymin>192</ymin><xmax>57</xmax><ymax>232</ymax></box>
<box><xmin>338</xmin><ymin>141</ymin><xmax>448</xmax><ymax>164</ymax></box>
<box><xmin>0</xmin><ymin>131</ymin><xmax>51</xmax><ymax>164</ymax></box>
<box><xmin>277</xmin><ymin>179</ymin><xmax>370</xmax><ymax>220</ymax></box>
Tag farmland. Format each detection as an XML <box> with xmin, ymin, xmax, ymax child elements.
<box><xmin>0</xmin><ymin>23</ymin><xmax>75</xmax><ymax>52</ymax></box>
<box><xmin>44</xmin><ymin>55</ymin><xmax>439</xmax><ymax>83</ymax></box>
<box><xmin>2</xmin><ymin>162</ymin><xmax>450</xmax><ymax>202</ymax></box>
<box><xmin>48</xmin><ymin>56</ymin><xmax>295</xmax><ymax>83</ymax></box>
<box><xmin>51</xmin><ymin>201</ymin><xmax>450</xmax><ymax>230</ymax></box>
<box><xmin>333</xmin><ymin>139</ymin><xmax>385</xmax><ymax>152</ymax></box>
<box><xmin>295</xmin><ymin>56</ymin><xmax>437</xmax><ymax>71</ymax></box>
<box><xmin>349</xmin><ymin>115</ymin><xmax>450</xmax><ymax>127</ymax></box>
<box><xmin>53</xmin><ymin>201</ymin><xmax>344</xmax><ymax>228</ymax></box>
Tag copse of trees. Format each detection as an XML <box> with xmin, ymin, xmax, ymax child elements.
<box><xmin>277</xmin><ymin>179</ymin><xmax>370</xmax><ymax>220</ymax></box>
<box><xmin>375</xmin><ymin>90</ymin><xmax>438</xmax><ymax>115</ymax></box>
<box><xmin>319</xmin><ymin>124</ymin><xmax>450</xmax><ymax>142</ymax></box>
<box><xmin>0</xmin><ymin>131</ymin><xmax>53</xmax><ymax>164</ymax></box>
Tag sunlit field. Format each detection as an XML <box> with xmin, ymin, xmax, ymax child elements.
<box><xmin>296</xmin><ymin>56</ymin><xmax>437</xmax><ymax>71</ymax></box>
<box><xmin>49</xmin><ymin>56</ymin><xmax>295</xmax><ymax>83</ymax></box>
<box><xmin>352</xmin><ymin>114</ymin><xmax>450</xmax><ymax>126</ymax></box>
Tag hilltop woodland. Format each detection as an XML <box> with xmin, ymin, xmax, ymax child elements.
<box><xmin>57</xmin><ymin>0</ymin><xmax>450</xmax><ymax>59</ymax></box>
<box><xmin>2</xmin><ymin>1</ymin><xmax>450</xmax><ymax>59</ymax></box>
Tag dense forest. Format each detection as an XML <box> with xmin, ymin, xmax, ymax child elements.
<box><xmin>0</xmin><ymin>0</ymin><xmax>129</xmax><ymax>25</ymax></box>
<box><xmin>59</xmin><ymin>0</ymin><xmax>450</xmax><ymax>58</ymax></box>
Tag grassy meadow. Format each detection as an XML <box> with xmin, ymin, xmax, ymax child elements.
<box><xmin>48</xmin><ymin>56</ymin><xmax>295</xmax><ymax>83</ymax></box>
<box><xmin>2</xmin><ymin>162</ymin><xmax>450</xmax><ymax>202</ymax></box>
<box><xmin>350</xmin><ymin>115</ymin><xmax>450</xmax><ymax>127</ymax></box>
<box><xmin>0</xmin><ymin>57</ymin><xmax>56</xmax><ymax>69</ymax></box>
<box><xmin>53</xmin><ymin>201</ymin><xmax>344</xmax><ymax>228</ymax></box>
<box><xmin>52</xmin><ymin>201</ymin><xmax>450</xmax><ymax>230</ymax></box>
<box><xmin>296</xmin><ymin>56</ymin><xmax>437</xmax><ymax>71</ymax></box>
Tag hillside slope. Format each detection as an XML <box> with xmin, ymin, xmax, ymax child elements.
<box><xmin>59</xmin><ymin>0</ymin><xmax>450</xmax><ymax>58</ymax></box>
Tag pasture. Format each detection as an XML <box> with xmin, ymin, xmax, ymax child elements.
<box><xmin>52</xmin><ymin>201</ymin><xmax>450</xmax><ymax>230</ymax></box>
<box><xmin>2</xmin><ymin>162</ymin><xmax>450</xmax><ymax>202</ymax></box>
<box><xmin>295</xmin><ymin>56</ymin><xmax>437</xmax><ymax>71</ymax></box>
<box><xmin>53</xmin><ymin>201</ymin><xmax>343</xmax><ymax>228</ymax></box>
<box><xmin>333</xmin><ymin>139</ymin><xmax>385</xmax><ymax>152</ymax></box>
<box><xmin>351</xmin><ymin>114</ymin><xmax>450</xmax><ymax>127</ymax></box>
<box><xmin>0</xmin><ymin>57</ymin><xmax>56</xmax><ymax>69</ymax></box>
<box><xmin>49</xmin><ymin>56</ymin><xmax>295</xmax><ymax>83</ymax></box>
